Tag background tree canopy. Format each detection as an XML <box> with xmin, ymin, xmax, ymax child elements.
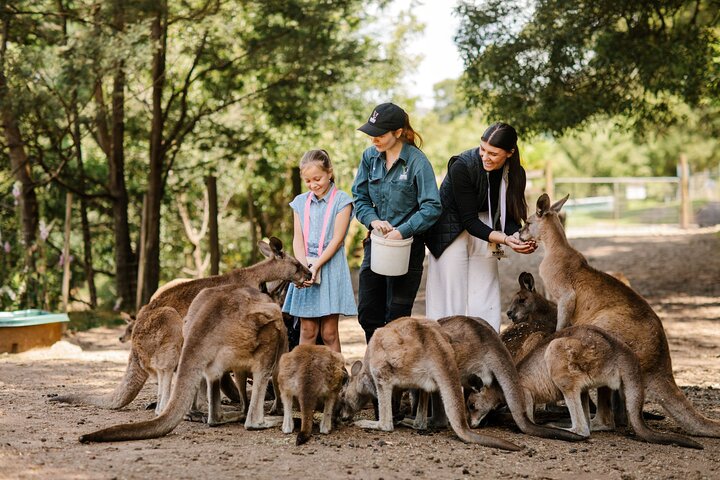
<box><xmin>456</xmin><ymin>0</ymin><xmax>720</xmax><ymax>136</ymax></box>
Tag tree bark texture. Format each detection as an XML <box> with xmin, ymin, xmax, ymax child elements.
<box><xmin>142</xmin><ymin>1</ymin><xmax>168</xmax><ymax>303</ymax></box>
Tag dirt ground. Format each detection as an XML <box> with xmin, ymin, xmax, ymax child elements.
<box><xmin>1</xmin><ymin>226</ymin><xmax>720</xmax><ymax>480</ymax></box>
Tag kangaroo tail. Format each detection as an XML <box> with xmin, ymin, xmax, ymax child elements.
<box><xmin>436</xmin><ymin>362</ymin><xmax>522</xmax><ymax>450</ymax></box>
<box><xmin>647</xmin><ymin>373</ymin><xmax>720</xmax><ymax>438</ymax></box>
<box><xmin>79</xmin><ymin>365</ymin><xmax>202</xmax><ymax>443</ymax></box>
<box><xmin>622</xmin><ymin>369</ymin><xmax>703</xmax><ymax>449</ymax></box>
<box><xmin>296</xmin><ymin>395</ymin><xmax>316</xmax><ymax>446</ymax></box>
<box><xmin>51</xmin><ymin>349</ymin><xmax>149</xmax><ymax>410</ymax></box>
<box><xmin>491</xmin><ymin>346</ymin><xmax>585</xmax><ymax>443</ymax></box>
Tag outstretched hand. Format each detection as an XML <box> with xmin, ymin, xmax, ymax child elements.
<box><xmin>506</xmin><ymin>235</ymin><xmax>537</xmax><ymax>254</ymax></box>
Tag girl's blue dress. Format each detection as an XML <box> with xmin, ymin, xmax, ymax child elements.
<box><xmin>282</xmin><ymin>185</ymin><xmax>358</xmax><ymax>318</ymax></box>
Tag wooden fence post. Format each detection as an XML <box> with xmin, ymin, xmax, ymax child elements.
<box><xmin>679</xmin><ymin>154</ymin><xmax>691</xmax><ymax>229</ymax></box>
<box><xmin>205</xmin><ymin>175</ymin><xmax>220</xmax><ymax>275</ymax></box>
<box><xmin>544</xmin><ymin>157</ymin><xmax>554</xmax><ymax>200</ymax></box>
<box><xmin>135</xmin><ymin>194</ymin><xmax>147</xmax><ymax>311</ymax></box>
<box><xmin>61</xmin><ymin>192</ymin><xmax>72</xmax><ymax>312</ymax></box>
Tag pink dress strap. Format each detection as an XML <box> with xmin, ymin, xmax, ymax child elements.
<box><xmin>303</xmin><ymin>186</ymin><xmax>338</xmax><ymax>257</ymax></box>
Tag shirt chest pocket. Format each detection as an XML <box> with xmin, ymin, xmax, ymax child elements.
<box><xmin>388</xmin><ymin>179</ymin><xmax>417</xmax><ymax>215</ymax></box>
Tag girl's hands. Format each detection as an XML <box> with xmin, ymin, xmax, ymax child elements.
<box><xmin>302</xmin><ymin>264</ymin><xmax>320</xmax><ymax>287</ymax></box>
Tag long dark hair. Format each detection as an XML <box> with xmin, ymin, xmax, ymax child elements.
<box><xmin>482</xmin><ymin>122</ymin><xmax>527</xmax><ymax>223</ymax></box>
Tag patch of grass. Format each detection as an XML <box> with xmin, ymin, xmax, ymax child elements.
<box><xmin>67</xmin><ymin>310</ymin><xmax>126</xmax><ymax>333</ymax></box>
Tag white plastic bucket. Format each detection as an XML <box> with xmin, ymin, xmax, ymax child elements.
<box><xmin>370</xmin><ymin>232</ymin><xmax>414</xmax><ymax>276</ymax></box>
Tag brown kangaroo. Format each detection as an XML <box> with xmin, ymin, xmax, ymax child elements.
<box><xmin>277</xmin><ymin>344</ymin><xmax>348</xmax><ymax>445</ymax></box>
<box><xmin>118</xmin><ymin>279</ymin><xmax>191</xmax><ymax>344</ymax></box>
<box><xmin>501</xmin><ymin>272</ymin><xmax>557</xmax><ymax>363</ymax></box>
<box><xmin>427</xmin><ymin>315</ymin><xmax>583</xmax><ymax>442</ymax></box>
<box><xmin>339</xmin><ymin>316</ymin><xmax>522</xmax><ymax>451</ymax></box>
<box><xmin>518</xmin><ymin>193</ymin><xmax>720</xmax><ymax>437</ymax></box>
<box><xmin>51</xmin><ymin>238</ymin><xmax>310</xmax><ymax>414</ymax></box>
<box><xmin>79</xmin><ymin>286</ymin><xmax>287</xmax><ymax>443</ymax></box>
<box><xmin>467</xmin><ymin>325</ymin><xmax>703</xmax><ymax>449</ymax></box>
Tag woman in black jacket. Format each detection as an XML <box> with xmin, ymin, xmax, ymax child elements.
<box><xmin>424</xmin><ymin>122</ymin><xmax>536</xmax><ymax>331</ymax></box>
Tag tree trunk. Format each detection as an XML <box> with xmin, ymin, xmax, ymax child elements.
<box><xmin>1</xmin><ymin>18</ymin><xmax>39</xmax><ymax>305</ymax></box>
<box><xmin>142</xmin><ymin>1</ymin><xmax>168</xmax><ymax>303</ymax></box>
<box><xmin>206</xmin><ymin>175</ymin><xmax>220</xmax><ymax>275</ymax></box>
<box><xmin>107</xmin><ymin>4</ymin><xmax>136</xmax><ymax>309</ymax></box>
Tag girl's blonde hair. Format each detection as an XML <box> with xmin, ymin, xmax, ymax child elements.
<box><xmin>299</xmin><ymin>149</ymin><xmax>335</xmax><ymax>182</ymax></box>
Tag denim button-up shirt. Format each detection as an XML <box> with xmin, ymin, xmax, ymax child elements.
<box><xmin>352</xmin><ymin>143</ymin><xmax>441</xmax><ymax>239</ymax></box>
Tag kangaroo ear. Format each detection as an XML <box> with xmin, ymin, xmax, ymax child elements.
<box><xmin>257</xmin><ymin>240</ymin><xmax>273</xmax><ymax>258</ymax></box>
<box><xmin>551</xmin><ymin>194</ymin><xmax>570</xmax><ymax>213</ymax></box>
<box><xmin>536</xmin><ymin>193</ymin><xmax>551</xmax><ymax>216</ymax></box>
<box><xmin>120</xmin><ymin>311</ymin><xmax>134</xmax><ymax>323</ymax></box>
<box><xmin>519</xmin><ymin>272</ymin><xmax>535</xmax><ymax>291</ymax></box>
<box><xmin>269</xmin><ymin>237</ymin><xmax>284</xmax><ymax>254</ymax></box>
<box><xmin>351</xmin><ymin>360</ymin><xmax>363</xmax><ymax>376</ymax></box>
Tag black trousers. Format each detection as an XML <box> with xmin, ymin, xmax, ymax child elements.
<box><xmin>357</xmin><ymin>235</ymin><xmax>425</xmax><ymax>344</ymax></box>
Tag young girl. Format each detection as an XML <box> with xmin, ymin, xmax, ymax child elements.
<box><xmin>282</xmin><ymin>149</ymin><xmax>357</xmax><ymax>352</ymax></box>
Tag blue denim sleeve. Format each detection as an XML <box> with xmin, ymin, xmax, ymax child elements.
<box><xmin>396</xmin><ymin>157</ymin><xmax>441</xmax><ymax>239</ymax></box>
<box><xmin>351</xmin><ymin>151</ymin><xmax>380</xmax><ymax>229</ymax></box>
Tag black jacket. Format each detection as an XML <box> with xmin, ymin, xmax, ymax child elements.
<box><xmin>425</xmin><ymin>148</ymin><xmax>521</xmax><ymax>258</ymax></box>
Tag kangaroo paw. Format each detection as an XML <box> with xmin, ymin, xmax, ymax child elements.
<box><xmin>245</xmin><ymin>416</ymin><xmax>283</xmax><ymax>430</ymax></box>
<box><xmin>184</xmin><ymin>410</ymin><xmax>207</xmax><ymax>423</ymax></box>
<box><xmin>208</xmin><ymin>410</ymin><xmax>245</xmax><ymax>427</ymax></box>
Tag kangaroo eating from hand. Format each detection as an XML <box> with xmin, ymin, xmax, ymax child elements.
<box><xmin>277</xmin><ymin>344</ymin><xmax>348</xmax><ymax>445</ymax></box>
<box><xmin>518</xmin><ymin>193</ymin><xmax>720</xmax><ymax>437</ymax></box>
<box><xmin>467</xmin><ymin>325</ymin><xmax>703</xmax><ymax>449</ymax></box>
<box><xmin>79</xmin><ymin>286</ymin><xmax>287</xmax><ymax>443</ymax></box>
<box><xmin>51</xmin><ymin>238</ymin><xmax>311</xmax><ymax>415</ymax></box>
<box><xmin>339</xmin><ymin>316</ymin><xmax>522</xmax><ymax>451</ymax></box>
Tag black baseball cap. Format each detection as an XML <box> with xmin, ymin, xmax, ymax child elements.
<box><xmin>357</xmin><ymin>103</ymin><xmax>407</xmax><ymax>137</ymax></box>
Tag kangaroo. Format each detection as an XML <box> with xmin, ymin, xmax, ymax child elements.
<box><xmin>51</xmin><ymin>237</ymin><xmax>311</xmax><ymax>414</ymax></box>
<box><xmin>467</xmin><ymin>325</ymin><xmax>703</xmax><ymax>449</ymax></box>
<box><xmin>410</xmin><ymin>315</ymin><xmax>583</xmax><ymax>442</ymax></box>
<box><xmin>501</xmin><ymin>272</ymin><xmax>557</xmax><ymax>362</ymax></box>
<box><xmin>518</xmin><ymin>193</ymin><xmax>720</xmax><ymax>437</ymax></box>
<box><xmin>117</xmin><ymin>279</ymin><xmax>191</xmax><ymax>344</ymax></box>
<box><xmin>79</xmin><ymin>286</ymin><xmax>287</xmax><ymax>443</ymax></box>
<box><xmin>277</xmin><ymin>344</ymin><xmax>348</xmax><ymax>445</ymax></box>
<box><xmin>338</xmin><ymin>316</ymin><xmax>522</xmax><ymax>451</ymax></box>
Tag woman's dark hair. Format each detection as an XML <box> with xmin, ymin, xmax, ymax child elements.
<box><xmin>482</xmin><ymin>122</ymin><xmax>528</xmax><ymax>223</ymax></box>
<box><xmin>400</xmin><ymin>114</ymin><xmax>423</xmax><ymax>149</ymax></box>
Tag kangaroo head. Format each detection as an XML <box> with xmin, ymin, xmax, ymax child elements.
<box><xmin>518</xmin><ymin>193</ymin><xmax>569</xmax><ymax>242</ymax></box>
<box><xmin>339</xmin><ymin>360</ymin><xmax>375</xmax><ymax>421</ymax></box>
<box><xmin>466</xmin><ymin>385</ymin><xmax>505</xmax><ymax>428</ymax></box>
<box><xmin>118</xmin><ymin>312</ymin><xmax>135</xmax><ymax>343</ymax></box>
<box><xmin>506</xmin><ymin>272</ymin><xmax>539</xmax><ymax>324</ymax></box>
<box><xmin>258</xmin><ymin>236</ymin><xmax>312</xmax><ymax>286</ymax></box>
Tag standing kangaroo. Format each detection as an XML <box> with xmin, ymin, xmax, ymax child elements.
<box><xmin>519</xmin><ymin>193</ymin><xmax>720</xmax><ymax>437</ymax></box>
<box><xmin>501</xmin><ymin>272</ymin><xmax>557</xmax><ymax>363</ymax></box>
<box><xmin>51</xmin><ymin>238</ymin><xmax>310</xmax><ymax>414</ymax></box>
<box><xmin>467</xmin><ymin>325</ymin><xmax>703</xmax><ymax>449</ymax></box>
<box><xmin>339</xmin><ymin>316</ymin><xmax>522</xmax><ymax>451</ymax></box>
<box><xmin>277</xmin><ymin>344</ymin><xmax>348</xmax><ymax>445</ymax></box>
<box><xmin>79</xmin><ymin>287</ymin><xmax>287</xmax><ymax>443</ymax></box>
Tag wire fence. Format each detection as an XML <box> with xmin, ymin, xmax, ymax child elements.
<box><xmin>525</xmin><ymin>168</ymin><xmax>720</xmax><ymax>229</ymax></box>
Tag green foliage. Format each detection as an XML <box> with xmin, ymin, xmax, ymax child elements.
<box><xmin>456</xmin><ymin>0</ymin><xmax>720</xmax><ymax>136</ymax></box>
<box><xmin>1</xmin><ymin>0</ymin><xmax>419</xmax><ymax>307</ymax></box>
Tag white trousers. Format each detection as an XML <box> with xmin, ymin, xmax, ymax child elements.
<box><xmin>425</xmin><ymin>230</ymin><xmax>501</xmax><ymax>332</ymax></box>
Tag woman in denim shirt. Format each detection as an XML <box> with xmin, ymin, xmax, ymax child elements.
<box><xmin>352</xmin><ymin>103</ymin><xmax>441</xmax><ymax>343</ymax></box>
